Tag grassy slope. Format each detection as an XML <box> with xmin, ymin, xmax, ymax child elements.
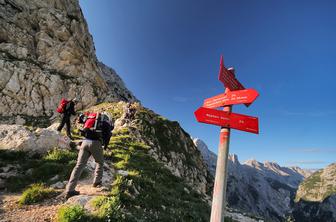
<box><xmin>86</xmin><ymin>102</ymin><xmax>212</xmax><ymax>221</ymax></box>
<box><xmin>295</xmin><ymin>165</ymin><xmax>336</xmax><ymax>202</ymax></box>
<box><xmin>1</xmin><ymin>102</ymin><xmax>213</xmax><ymax>221</ymax></box>
<box><xmin>0</xmin><ymin>148</ymin><xmax>78</xmax><ymax>192</ymax></box>
<box><xmin>92</xmin><ymin>128</ymin><xmax>210</xmax><ymax>221</ymax></box>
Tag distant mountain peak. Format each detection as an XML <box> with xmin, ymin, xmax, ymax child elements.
<box><xmin>244</xmin><ymin>159</ymin><xmax>263</xmax><ymax>169</ymax></box>
<box><xmin>228</xmin><ymin>154</ymin><xmax>240</xmax><ymax>165</ymax></box>
<box><xmin>193</xmin><ymin>138</ymin><xmax>313</xmax><ymax>221</ymax></box>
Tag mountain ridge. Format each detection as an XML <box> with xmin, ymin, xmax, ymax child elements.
<box><xmin>193</xmin><ymin>137</ymin><xmax>312</xmax><ymax>221</ymax></box>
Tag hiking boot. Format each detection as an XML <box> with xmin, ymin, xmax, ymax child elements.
<box><xmin>65</xmin><ymin>190</ymin><xmax>80</xmax><ymax>199</ymax></box>
<box><xmin>92</xmin><ymin>182</ymin><xmax>102</xmax><ymax>188</ymax></box>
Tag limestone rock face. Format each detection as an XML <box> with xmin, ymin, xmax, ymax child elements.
<box><xmin>0</xmin><ymin>123</ymin><xmax>71</xmax><ymax>153</ymax></box>
<box><xmin>295</xmin><ymin>163</ymin><xmax>336</xmax><ymax>202</ymax></box>
<box><xmin>0</xmin><ymin>0</ymin><xmax>137</xmax><ymax>125</ymax></box>
<box><xmin>192</xmin><ymin>138</ymin><xmax>216</xmax><ymax>176</ymax></box>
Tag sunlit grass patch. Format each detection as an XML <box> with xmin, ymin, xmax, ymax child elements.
<box><xmin>2</xmin><ymin>149</ymin><xmax>78</xmax><ymax>192</ymax></box>
<box><xmin>56</xmin><ymin>205</ymin><xmax>90</xmax><ymax>222</ymax></box>
<box><xmin>19</xmin><ymin>183</ymin><xmax>57</xmax><ymax>205</ymax></box>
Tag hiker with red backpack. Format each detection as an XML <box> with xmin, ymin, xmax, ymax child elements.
<box><xmin>64</xmin><ymin>112</ymin><xmax>114</xmax><ymax>199</ymax></box>
<box><xmin>56</xmin><ymin>98</ymin><xmax>77</xmax><ymax>140</ymax></box>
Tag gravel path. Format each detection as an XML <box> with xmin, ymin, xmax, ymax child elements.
<box><xmin>0</xmin><ymin>178</ymin><xmax>110</xmax><ymax>222</ymax></box>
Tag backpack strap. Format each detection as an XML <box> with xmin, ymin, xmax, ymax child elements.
<box><xmin>93</xmin><ymin>112</ymin><xmax>100</xmax><ymax>130</ymax></box>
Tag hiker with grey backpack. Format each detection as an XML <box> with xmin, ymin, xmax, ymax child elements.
<box><xmin>64</xmin><ymin>112</ymin><xmax>114</xmax><ymax>199</ymax></box>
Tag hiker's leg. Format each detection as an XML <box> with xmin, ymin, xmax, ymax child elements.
<box><xmin>90</xmin><ymin>141</ymin><xmax>104</xmax><ymax>184</ymax></box>
<box><xmin>66</xmin><ymin>140</ymin><xmax>91</xmax><ymax>192</ymax></box>
<box><xmin>57</xmin><ymin>116</ymin><xmax>66</xmax><ymax>131</ymax></box>
<box><xmin>65</xmin><ymin>116</ymin><xmax>72</xmax><ymax>138</ymax></box>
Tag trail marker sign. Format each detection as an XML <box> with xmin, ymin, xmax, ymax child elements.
<box><xmin>194</xmin><ymin>107</ymin><xmax>259</xmax><ymax>134</ymax></box>
<box><xmin>218</xmin><ymin>55</ymin><xmax>245</xmax><ymax>91</ymax></box>
<box><xmin>203</xmin><ymin>88</ymin><xmax>259</xmax><ymax>108</ymax></box>
<box><xmin>194</xmin><ymin>55</ymin><xmax>259</xmax><ymax>222</ymax></box>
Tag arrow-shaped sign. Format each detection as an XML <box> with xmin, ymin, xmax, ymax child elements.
<box><xmin>203</xmin><ymin>89</ymin><xmax>259</xmax><ymax>108</ymax></box>
<box><xmin>218</xmin><ymin>56</ymin><xmax>245</xmax><ymax>91</ymax></box>
<box><xmin>194</xmin><ymin>107</ymin><xmax>259</xmax><ymax>134</ymax></box>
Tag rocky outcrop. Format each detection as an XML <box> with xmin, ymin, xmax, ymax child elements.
<box><xmin>0</xmin><ymin>123</ymin><xmax>71</xmax><ymax>153</ymax></box>
<box><xmin>292</xmin><ymin>163</ymin><xmax>336</xmax><ymax>222</ymax></box>
<box><xmin>0</xmin><ymin>0</ymin><xmax>137</xmax><ymax>125</ymax></box>
<box><xmin>193</xmin><ymin>138</ymin><xmax>312</xmax><ymax>221</ymax></box>
<box><xmin>292</xmin><ymin>195</ymin><xmax>336</xmax><ymax>222</ymax></box>
<box><xmin>192</xmin><ymin>138</ymin><xmax>217</xmax><ymax>176</ymax></box>
<box><xmin>114</xmin><ymin>103</ymin><xmax>212</xmax><ymax>196</ymax></box>
<box><xmin>295</xmin><ymin>163</ymin><xmax>336</xmax><ymax>202</ymax></box>
<box><xmin>98</xmin><ymin>62</ymin><xmax>136</xmax><ymax>102</ymax></box>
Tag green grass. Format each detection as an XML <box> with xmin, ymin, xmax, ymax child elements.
<box><xmin>90</xmin><ymin>128</ymin><xmax>211</xmax><ymax>222</ymax></box>
<box><xmin>1</xmin><ymin>149</ymin><xmax>78</xmax><ymax>192</ymax></box>
<box><xmin>134</xmin><ymin>107</ymin><xmax>200</xmax><ymax>168</ymax></box>
<box><xmin>301</xmin><ymin>170</ymin><xmax>322</xmax><ymax>190</ymax></box>
<box><xmin>295</xmin><ymin>169</ymin><xmax>336</xmax><ymax>202</ymax></box>
<box><xmin>84</xmin><ymin>102</ymin><xmax>124</xmax><ymax>121</ymax></box>
<box><xmin>44</xmin><ymin>149</ymin><xmax>78</xmax><ymax>163</ymax></box>
<box><xmin>19</xmin><ymin>183</ymin><xmax>57</xmax><ymax>205</ymax></box>
<box><xmin>56</xmin><ymin>205</ymin><xmax>90</xmax><ymax>222</ymax></box>
<box><xmin>3</xmin><ymin>102</ymin><xmax>212</xmax><ymax>221</ymax></box>
<box><xmin>67</xmin><ymin>102</ymin><xmax>211</xmax><ymax>221</ymax></box>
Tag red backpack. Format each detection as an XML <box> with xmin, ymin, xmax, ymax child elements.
<box><xmin>83</xmin><ymin>112</ymin><xmax>100</xmax><ymax>130</ymax></box>
<box><xmin>56</xmin><ymin>98</ymin><xmax>69</xmax><ymax>113</ymax></box>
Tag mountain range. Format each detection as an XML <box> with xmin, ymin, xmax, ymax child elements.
<box><xmin>193</xmin><ymin>137</ymin><xmax>336</xmax><ymax>222</ymax></box>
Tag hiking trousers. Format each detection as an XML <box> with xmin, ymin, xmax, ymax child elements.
<box><xmin>66</xmin><ymin>139</ymin><xmax>104</xmax><ymax>192</ymax></box>
<box><xmin>57</xmin><ymin>114</ymin><xmax>72</xmax><ymax>138</ymax></box>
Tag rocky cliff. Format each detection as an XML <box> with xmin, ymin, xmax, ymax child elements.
<box><xmin>295</xmin><ymin>163</ymin><xmax>336</xmax><ymax>202</ymax></box>
<box><xmin>193</xmin><ymin>138</ymin><xmax>312</xmax><ymax>222</ymax></box>
<box><xmin>192</xmin><ymin>138</ymin><xmax>217</xmax><ymax>176</ymax></box>
<box><xmin>292</xmin><ymin>163</ymin><xmax>336</xmax><ymax>222</ymax></box>
<box><xmin>0</xmin><ymin>0</ymin><xmax>137</xmax><ymax>126</ymax></box>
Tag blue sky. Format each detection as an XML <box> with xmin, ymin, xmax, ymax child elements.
<box><xmin>79</xmin><ymin>0</ymin><xmax>336</xmax><ymax>169</ymax></box>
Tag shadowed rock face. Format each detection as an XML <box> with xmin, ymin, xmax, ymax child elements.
<box><xmin>293</xmin><ymin>163</ymin><xmax>336</xmax><ymax>222</ymax></box>
<box><xmin>0</xmin><ymin>0</ymin><xmax>137</xmax><ymax>125</ymax></box>
<box><xmin>292</xmin><ymin>195</ymin><xmax>336</xmax><ymax>222</ymax></box>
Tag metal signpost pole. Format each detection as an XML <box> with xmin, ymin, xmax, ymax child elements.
<box><xmin>210</xmin><ymin>88</ymin><xmax>232</xmax><ymax>222</ymax></box>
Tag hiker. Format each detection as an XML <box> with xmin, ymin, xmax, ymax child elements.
<box><xmin>57</xmin><ymin>98</ymin><xmax>77</xmax><ymax>140</ymax></box>
<box><xmin>124</xmin><ymin>103</ymin><xmax>136</xmax><ymax>120</ymax></box>
<box><xmin>101</xmin><ymin>113</ymin><xmax>114</xmax><ymax>149</ymax></box>
<box><xmin>64</xmin><ymin>112</ymin><xmax>114</xmax><ymax>199</ymax></box>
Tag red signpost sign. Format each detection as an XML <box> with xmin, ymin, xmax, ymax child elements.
<box><xmin>194</xmin><ymin>107</ymin><xmax>259</xmax><ymax>134</ymax></box>
<box><xmin>203</xmin><ymin>88</ymin><xmax>259</xmax><ymax>108</ymax></box>
<box><xmin>218</xmin><ymin>56</ymin><xmax>245</xmax><ymax>91</ymax></box>
<box><xmin>194</xmin><ymin>55</ymin><xmax>259</xmax><ymax>222</ymax></box>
